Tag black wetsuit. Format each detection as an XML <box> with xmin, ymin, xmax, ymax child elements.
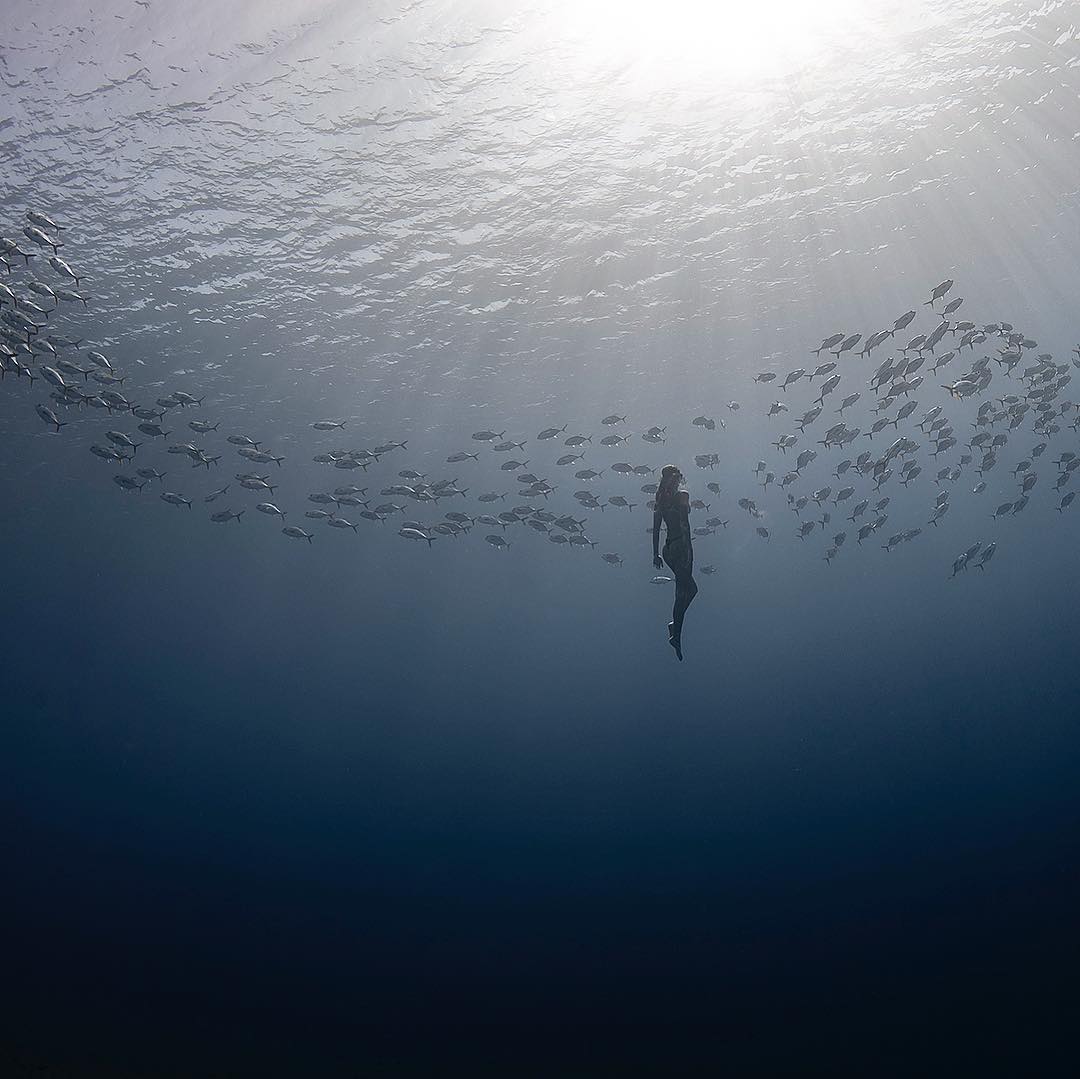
<box><xmin>653</xmin><ymin>491</ymin><xmax>698</xmax><ymax>650</ymax></box>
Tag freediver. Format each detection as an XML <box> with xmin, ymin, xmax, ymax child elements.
<box><xmin>652</xmin><ymin>464</ymin><xmax>699</xmax><ymax>661</ymax></box>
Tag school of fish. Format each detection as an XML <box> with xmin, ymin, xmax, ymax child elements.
<box><xmin>3</xmin><ymin>215</ymin><xmax>1079</xmax><ymax>584</ymax></box>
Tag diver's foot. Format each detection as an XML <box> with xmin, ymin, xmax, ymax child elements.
<box><xmin>669</xmin><ymin>630</ymin><xmax>683</xmax><ymax>661</ymax></box>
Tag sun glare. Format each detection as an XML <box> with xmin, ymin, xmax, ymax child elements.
<box><xmin>559</xmin><ymin>0</ymin><xmax>869</xmax><ymax>84</ymax></box>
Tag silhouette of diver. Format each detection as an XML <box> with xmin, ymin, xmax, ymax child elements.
<box><xmin>652</xmin><ymin>464</ymin><xmax>698</xmax><ymax>661</ymax></box>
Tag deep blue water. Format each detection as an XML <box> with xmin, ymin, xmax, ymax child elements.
<box><xmin>4</xmin><ymin>0</ymin><xmax>1080</xmax><ymax>1073</ymax></box>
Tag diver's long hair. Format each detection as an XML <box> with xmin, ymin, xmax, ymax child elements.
<box><xmin>656</xmin><ymin>465</ymin><xmax>682</xmax><ymax>510</ymax></box>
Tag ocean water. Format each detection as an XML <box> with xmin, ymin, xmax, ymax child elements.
<box><xmin>4</xmin><ymin>1</ymin><xmax>1080</xmax><ymax>1072</ymax></box>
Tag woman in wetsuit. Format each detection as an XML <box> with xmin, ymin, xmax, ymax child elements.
<box><xmin>652</xmin><ymin>465</ymin><xmax>698</xmax><ymax>661</ymax></box>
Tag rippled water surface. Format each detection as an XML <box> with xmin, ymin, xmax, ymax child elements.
<box><xmin>4</xmin><ymin>1</ymin><xmax>1080</xmax><ymax>1072</ymax></box>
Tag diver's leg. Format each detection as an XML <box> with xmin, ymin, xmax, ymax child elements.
<box><xmin>662</xmin><ymin>545</ymin><xmax>683</xmax><ymax>657</ymax></box>
<box><xmin>666</xmin><ymin>542</ymin><xmax>695</xmax><ymax>634</ymax></box>
<box><xmin>663</xmin><ymin>544</ymin><xmax>676</xmax><ymax>633</ymax></box>
<box><xmin>680</xmin><ymin>545</ymin><xmax>699</xmax><ymax>621</ymax></box>
<box><xmin>684</xmin><ymin>572</ymin><xmax>698</xmax><ymax>610</ymax></box>
<box><xmin>672</xmin><ymin>572</ymin><xmax>693</xmax><ymax>639</ymax></box>
<box><xmin>668</xmin><ymin>580</ymin><xmax>687</xmax><ymax>660</ymax></box>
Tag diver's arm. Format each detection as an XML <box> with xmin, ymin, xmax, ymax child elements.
<box><xmin>652</xmin><ymin>507</ymin><xmax>663</xmax><ymax>568</ymax></box>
